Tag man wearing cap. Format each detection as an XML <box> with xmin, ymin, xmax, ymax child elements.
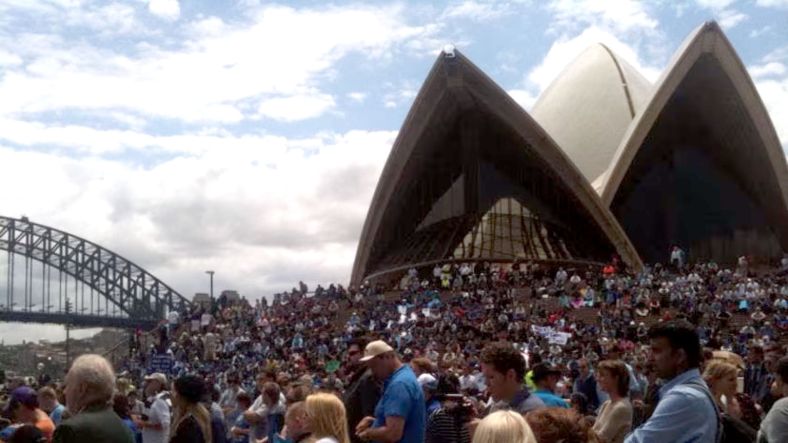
<box><xmin>138</xmin><ymin>373</ymin><xmax>171</xmax><ymax>443</ymax></box>
<box><xmin>5</xmin><ymin>386</ymin><xmax>55</xmax><ymax>441</ymax></box>
<box><xmin>532</xmin><ymin>363</ymin><xmax>569</xmax><ymax>408</ymax></box>
<box><xmin>355</xmin><ymin>340</ymin><xmax>425</xmax><ymax>443</ymax></box>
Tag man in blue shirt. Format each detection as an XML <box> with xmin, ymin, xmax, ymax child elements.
<box><xmin>37</xmin><ymin>387</ymin><xmax>65</xmax><ymax>426</ymax></box>
<box><xmin>532</xmin><ymin>363</ymin><xmax>569</xmax><ymax>408</ymax></box>
<box><xmin>355</xmin><ymin>340</ymin><xmax>425</xmax><ymax>443</ymax></box>
<box><xmin>625</xmin><ymin>320</ymin><xmax>719</xmax><ymax>443</ymax></box>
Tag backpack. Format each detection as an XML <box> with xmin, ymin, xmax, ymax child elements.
<box><xmin>685</xmin><ymin>379</ymin><xmax>757</xmax><ymax>443</ymax></box>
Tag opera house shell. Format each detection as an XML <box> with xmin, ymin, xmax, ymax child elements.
<box><xmin>351</xmin><ymin>21</ymin><xmax>788</xmax><ymax>284</ymax></box>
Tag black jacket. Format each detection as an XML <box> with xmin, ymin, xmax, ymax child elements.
<box><xmin>171</xmin><ymin>415</ymin><xmax>207</xmax><ymax>443</ymax></box>
<box><xmin>53</xmin><ymin>405</ymin><xmax>134</xmax><ymax>443</ymax></box>
<box><xmin>343</xmin><ymin>369</ymin><xmax>381</xmax><ymax>443</ymax></box>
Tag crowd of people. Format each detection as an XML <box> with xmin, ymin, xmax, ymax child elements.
<box><xmin>0</xmin><ymin>257</ymin><xmax>787</xmax><ymax>443</ymax></box>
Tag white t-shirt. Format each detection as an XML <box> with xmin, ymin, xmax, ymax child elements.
<box><xmin>142</xmin><ymin>393</ymin><xmax>171</xmax><ymax>443</ymax></box>
<box><xmin>248</xmin><ymin>394</ymin><xmax>286</xmax><ymax>439</ymax></box>
<box><xmin>167</xmin><ymin>311</ymin><xmax>179</xmax><ymax>325</ymax></box>
<box><xmin>314</xmin><ymin>438</ymin><xmax>339</xmax><ymax>443</ymax></box>
<box><xmin>201</xmin><ymin>313</ymin><xmax>213</xmax><ymax>327</ymax></box>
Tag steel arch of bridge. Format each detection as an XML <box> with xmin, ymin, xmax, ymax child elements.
<box><xmin>0</xmin><ymin>216</ymin><xmax>191</xmax><ymax>329</ymax></box>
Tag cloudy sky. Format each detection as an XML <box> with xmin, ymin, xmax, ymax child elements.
<box><xmin>0</xmin><ymin>0</ymin><xmax>786</xmax><ymax>342</ymax></box>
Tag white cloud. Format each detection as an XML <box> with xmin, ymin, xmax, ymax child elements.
<box><xmin>148</xmin><ymin>0</ymin><xmax>180</xmax><ymax>21</ymax></box>
<box><xmin>756</xmin><ymin>77</ymin><xmax>788</xmax><ymax>150</ymax></box>
<box><xmin>0</xmin><ymin>48</ymin><xmax>23</xmax><ymax>67</ymax></box>
<box><xmin>67</xmin><ymin>2</ymin><xmax>140</xmax><ymax>34</ymax></box>
<box><xmin>695</xmin><ymin>0</ymin><xmax>736</xmax><ymax>10</ymax></box>
<box><xmin>0</xmin><ymin>0</ymin><xmax>59</xmax><ymax>16</ymax></box>
<box><xmin>0</xmin><ymin>117</ymin><xmax>329</xmax><ymax>157</ymax></box>
<box><xmin>755</xmin><ymin>0</ymin><xmax>788</xmax><ymax>8</ymax></box>
<box><xmin>545</xmin><ymin>0</ymin><xmax>658</xmax><ymax>35</ymax></box>
<box><xmin>347</xmin><ymin>92</ymin><xmax>367</xmax><ymax>103</ymax></box>
<box><xmin>0</xmin><ymin>0</ymin><xmax>143</xmax><ymax>37</ymax></box>
<box><xmin>750</xmin><ymin>62</ymin><xmax>786</xmax><ymax>78</ymax></box>
<box><xmin>717</xmin><ymin>9</ymin><xmax>748</xmax><ymax>29</ymax></box>
<box><xmin>440</xmin><ymin>1</ymin><xmax>510</xmax><ymax>22</ymax></box>
<box><xmin>764</xmin><ymin>46</ymin><xmax>788</xmax><ymax>63</ymax></box>
<box><xmin>382</xmin><ymin>83</ymin><xmax>418</xmax><ymax>108</ymax></box>
<box><xmin>750</xmin><ymin>25</ymin><xmax>772</xmax><ymax>38</ymax></box>
<box><xmin>0</xmin><ymin>4</ymin><xmax>438</xmax><ymax>125</ymax></box>
<box><xmin>753</xmin><ymin>48</ymin><xmax>788</xmax><ymax>151</ymax></box>
<box><xmin>507</xmin><ymin>89</ymin><xmax>537</xmax><ymax>110</ymax></box>
<box><xmin>257</xmin><ymin>93</ymin><xmax>336</xmax><ymax>122</ymax></box>
<box><xmin>0</xmin><ymin>128</ymin><xmax>397</xmax><ymax>300</ymax></box>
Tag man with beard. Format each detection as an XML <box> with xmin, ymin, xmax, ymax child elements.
<box><xmin>624</xmin><ymin>320</ymin><xmax>717</xmax><ymax>443</ymax></box>
<box><xmin>342</xmin><ymin>338</ymin><xmax>381</xmax><ymax>443</ymax></box>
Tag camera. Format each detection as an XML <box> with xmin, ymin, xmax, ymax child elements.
<box><xmin>436</xmin><ymin>393</ymin><xmax>474</xmax><ymax>422</ymax></box>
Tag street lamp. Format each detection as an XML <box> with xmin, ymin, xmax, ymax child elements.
<box><xmin>205</xmin><ymin>270</ymin><xmax>215</xmax><ymax>300</ymax></box>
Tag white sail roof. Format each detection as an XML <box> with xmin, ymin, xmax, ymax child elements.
<box><xmin>532</xmin><ymin>44</ymin><xmax>652</xmax><ymax>185</ymax></box>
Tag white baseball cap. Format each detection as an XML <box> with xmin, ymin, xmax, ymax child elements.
<box><xmin>417</xmin><ymin>373</ymin><xmax>438</xmax><ymax>391</ymax></box>
<box><xmin>360</xmin><ymin>340</ymin><xmax>394</xmax><ymax>362</ymax></box>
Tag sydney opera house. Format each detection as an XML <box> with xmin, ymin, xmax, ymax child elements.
<box><xmin>351</xmin><ymin>22</ymin><xmax>788</xmax><ymax>285</ymax></box>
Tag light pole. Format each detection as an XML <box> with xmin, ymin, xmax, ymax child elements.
<box><xmin>205</xmin><ymin>270</ymin><xmax>214</xmax><ymax>300</ymax></box>
<box><xmin>64</xmin><ymin>297</ymin><xmax>72</xmax><ymax>369</ymax></box>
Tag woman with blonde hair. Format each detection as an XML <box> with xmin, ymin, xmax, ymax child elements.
<box><xmin>703</xmin><ymin>360</ymin><xmax>758</xmax><ymax>440</ymax></box>
<box><xmin>170</xmin><ymin>374</ymin><xmax>212</xmax><ymax>443</ymax></box>
<box><xmin>304</xmin><ymin>392</ymin><xmax>349</xmax><ymax>443</ymax></box>
<box><xmin>472</xmin><ymin>410</ymin><xmax>537</xmax><ymax>443</ymax></box>
<box><xmin>702</xmin><ymin>360</ymin><xmax>742</xmax><ymax>418</ymax></box>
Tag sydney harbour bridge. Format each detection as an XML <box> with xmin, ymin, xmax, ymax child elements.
<box><xmin>0</xmin><ymin>216</ymin><xmax>191</xmax><ymax>330</ymax></box>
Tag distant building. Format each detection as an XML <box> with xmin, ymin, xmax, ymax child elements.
<box><xmin>532</xmin><ymin>22</ymin><xmax>788</xmax><ymax>264</ymax></box>
<box><xmin>219</xmin><ymin>290</ymin><xmax>241</xmax><ymax>304</ymax></box>
<box><xmin>193</xmin><ymin>292</ymin><xmax>211</xmax><ymax>309</ymax></box>
<box><xmin>351</xmin><ymin>43</ymin><xmax>641</xmax><ymax>285</ymax></box>
<box><xmin>351</xmin><ymin>21</ymin><xmax>788</xmax><ymax>285</ymax></box>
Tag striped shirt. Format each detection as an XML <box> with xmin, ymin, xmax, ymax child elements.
<box><xmin>425</xmin><ymin>407</ymin><xmax>470</xmax><ymax>443</ymax></box>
